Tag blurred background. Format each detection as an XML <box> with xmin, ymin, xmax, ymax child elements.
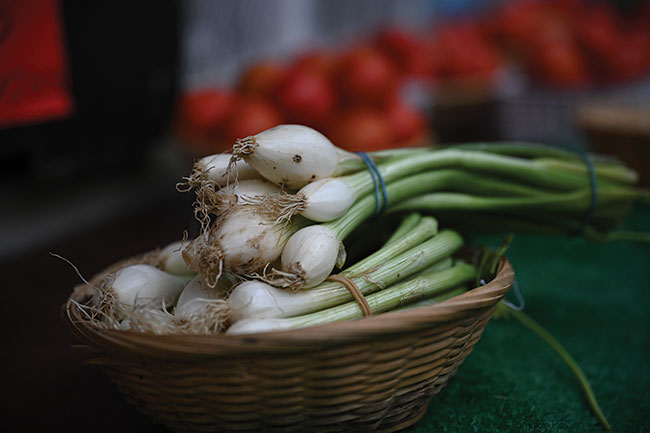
<box><xmin>1</xmin><ymin>0</ymin><xmax>649</xmax><ymax>431</ymax></box>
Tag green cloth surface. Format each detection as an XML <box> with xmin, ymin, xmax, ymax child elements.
<box><xmin>411</xmin><ymin>206</ymin><xmax>650</xmax><ymax>433</ymax></box>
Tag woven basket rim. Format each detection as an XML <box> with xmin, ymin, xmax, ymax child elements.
<box><xmin>62</xmin><ymin>252</ymin><xmax>514</xmax><ymax>359</ymax></box>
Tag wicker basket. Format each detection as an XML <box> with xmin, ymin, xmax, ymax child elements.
<box><xmin>62</xmin><ymin>253</ymin><xmax>514</xmax><ymax>433</ymax></box>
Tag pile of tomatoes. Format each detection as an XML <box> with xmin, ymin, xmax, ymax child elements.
<box><xmin>488</xmin><ymin>0</ymin><xmax>650</xmax><ymax>87</ymax></box>
<box><xmin>175</xmin><ymin>41</ymin><xmax>432</xmax><ymax>155</ymax></box>
<box><xmin>175</xmin><ymin>0</ymin><xmax>650</xmax><ymax>155</ymax></box>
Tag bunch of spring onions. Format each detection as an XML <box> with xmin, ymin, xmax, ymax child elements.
<box><xmin>72</xmin><ymin>124</ymin><xmax>637</xmax><ymax>431</ymax></box>
<box><xmin>71</xmin><ymin>241</ymin><xmax>231</xmax><ymax>334</ymax></box>
<box><xmin>186</xmin><ymin>125</ymin><xmax>648</xmax><ymax>290</ymax></box>
<box><xmin>79</xmin><ymin>124</ymin><xmax>647</xmax><ymax>336</ymax></box>
<box><xmin>177</xmin><ymin>124</ymin><xmax>647</xmax><ymax>331</ymax></box>
<box><xmin>77</xmin><ymin>212</ymin><xmax>474</xmax><ymax>335</ymax></box>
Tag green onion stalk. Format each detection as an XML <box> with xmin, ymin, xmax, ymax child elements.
<box><xmin>277</xmin><ymin>169</ymin><xmax>500</xmax><ymax>289</ymax></box>
<box><xmin>496</xmin><ymin>303</ymin><xmax>612</xmax><ymax>431</ymax></box>
<box><xmin>227</xmin><ymin>261</ymin><xmax>477</xmax><ymax>335</ymax></box>
<box><xmin>254</xmin><ymin>147</ymin><xmax>636</xmax><ymax>225</ymax></box>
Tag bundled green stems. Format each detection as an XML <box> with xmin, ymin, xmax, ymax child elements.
<box><xmin>226</xmin><ymin>214</ymin><xmax>475</xmax><ymax>334</ymax></box>
<box><xmin>227</xmin><ymin>215</ymin><xmax>466</xmax><ymax>323</ymax></box>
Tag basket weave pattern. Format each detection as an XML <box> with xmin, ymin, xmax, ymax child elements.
<box><xmin>64</xmin><ymin>256</ymin><xmax>514</xmax><ymax>433</ymax></box>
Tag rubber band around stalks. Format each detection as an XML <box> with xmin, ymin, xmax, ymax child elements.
<box><xmin>357</xmin><ymin>151</ymin><xmax>388</xmax><ymax>218</ymax></box>
<box><xmin>326</xmin><ymin>274</ymin><xmax>372</xmax><ymax>317</ymax></box>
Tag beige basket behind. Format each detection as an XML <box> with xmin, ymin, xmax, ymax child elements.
<box><xmin>63</xmin><ymin>254</ymin><xmax>514</xmax><ymax>433</ymax></box>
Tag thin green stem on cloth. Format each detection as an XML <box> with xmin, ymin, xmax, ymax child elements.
<box><xmin>497</xmin><ymin>304</ymin><xmax>612</xmax><ymax>431</ymax></box>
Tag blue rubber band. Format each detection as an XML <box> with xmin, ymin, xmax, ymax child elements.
<box><xmin>501</xmin><ymin>279</ymin><xmax>526</xmax><ymax>311</ymax></box>
<box><xmin>484</xmin><ymin>277</ymin><xmax>526</xmax><ymax>311</ymax></box>
<box><xmin>357</xmin><ymin>152</ymin><xmax>388</xmax><ymax>218</ymax></box>
<box><xmin>365</xmin><ymin>154</ymin><xmax>389</xmax><ymax>214</ymax></box>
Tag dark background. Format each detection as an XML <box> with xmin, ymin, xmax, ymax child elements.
<box><xmin>2</xmin><ymin>2</ymin><xmax>186</xmax><ymax>431</ymax></box>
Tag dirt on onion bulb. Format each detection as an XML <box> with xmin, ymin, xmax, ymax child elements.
<box><xmin>182</xmin><ymin>204</ymin><xmax>307</xmax><ymax>287</ymax></box>
<box><xmin>229</xmin><ymin>124</ymin><xmax>360</xmax><ymax>189</ymax></box>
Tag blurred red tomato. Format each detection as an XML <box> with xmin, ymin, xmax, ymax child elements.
<box><xmin>375</xmin><ymin>27</ymin><xmax>433</xmax><ymax>78</ymax></box>
<box><xmin>528</xmin><ymin>38</ymin><xmax>590</xmax><ymax>87</ymax></box>
<box><xmin>328</xmin><ymin>108</ymin><xmax>393</xmax><ymax>151</ymax></box>
<box><xmin>223</xmin><ymin>97</ymin><xmax>283</xmax><ymax>143</ymax></box>
<box><xmin>292</xmin><ymin>51</ymin><xmax>339</xmax><ymax>76</ymax></box>
<box><xmin>237</xmin><ymin>61</ymin><xmax>286</xmax><ymax>99</ymax></box>
<box><xmin>599</xmin><ymin>1</ymin><xmax>650</xmax><ymax>82</ymax></box>
<box><xmin>336</xmin><ymin>47</ymin><xmax>399</xmax><ymax>107</ymax></box>
<box><xmin>495</xmin><ymin>0</ymin><xmax>579</xmax><ymax>61</ymax></box>
<box><xmin>274</xmin><ymin>67</ymin><xmax>336</xmax><ymax>128</ymax></box>
<box><xmin>383</xmin><ymin>98</ymin><xmax>426</xmax><ymax>144</ymax></box>
<box><xmin>573</xmin><ymin>3</ymin><xmax>622</xmax><ymax>76</ymax></box>
<box><xmin>416</xmin><ymin>33</ymin><xmax>444</xmax><ymax>80</ymax></box>
<box><xmin>607</xmin><ymin>28</ymin><xmax>650</xmax><ymax>82</ymax></box>
<box><xmin>175</xmin><ymin>88</ymin><xmax>234</xmax><ymax>146</ymax></box>
<box><xmin>513</xmin><ymin>4</ymin><xmax>591</xmax><ymax>88</ymax></box>
<box><xmin>434</xmin><ymin>23</ymin><xmax>502</xmax><ymax>81</ymax></box>
<box><xmin>494</xmin><ymin>0</ymin><xmax>546</xmax><ymax>46</ymax></box>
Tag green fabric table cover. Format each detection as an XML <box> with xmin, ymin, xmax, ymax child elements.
<box><xmin>410</xmin><ymin>206</ymin><xmax>650</xmax><ymax>432</ymax></box>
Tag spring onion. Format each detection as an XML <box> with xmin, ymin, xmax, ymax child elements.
<box><xmin>250</xmin><ymin>151</ymin><xmax>577</xmax><ymax>224</ymax></box>
<box><xmin>173</xmin><ymin>275</ymin><xmax>230</xmax><ymax>333</ymax></box>
<box><xmin>453</xmin><ymin>142</ymin><xmax>637</xmax><ymax>184</ymax></box>
<box><xmin>108</xmin><ymin>264</ymin><xmax>189</xmax><ymax>308</ymax></box>
<box><xmin>181</xmin><ymin>204</ymin><xmax>309</xmax><ymax>287</ymax></box>
<box><xmin>383</xmin><ymin>213</ymin><xmax>422</xmax><ymax>245</ymax></box>
<box><xmin>228</xmin><ymin>221</ymin><xmax>461</xmax><ymax>322</ymax></box>
<box><xmin>189</xmin><ymin>153</ymin><xmax>261</xmax><ymax>188</ymax></box>
<box><xmin>229</xmin><ymin>124</ymin><xmax>362</xmax><ymax>189</ymax></box>
<box><xmin>219</xmin><ymin>178</ymin><xmax>282</xmax><ymax>199</ymax></box>
<box><xmin>226</xmin><ymin>261</ymin><xmax>476</xmax><ymax>334</ymax></box>
<box><xmin>158</xmin><ymin>241</ymin><xmax>195</xmax><ymax>276</ymax></box>
<box><xmin>200</xmin><ymin>178</ymin><xmax>284</xmax><ymax>216</ymax></box>
<box><xmin>389</xmin><ymin>186</ymin><xmax>647</xmax><ymax>217</ymax></box>
<box><xmin>278</xmin><ymin>167</ymin><xmax>536</xmax><ymax>289</ymax></box>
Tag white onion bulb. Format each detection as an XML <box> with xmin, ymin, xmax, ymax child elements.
<box><xmin>297</xmin><ymin>178</ymin><xmax>355</xmax><ymax>222</ymax></box>
<box><xmin>228</xmin><ymin>280</ymin><xmax>309</xmax><ymax>322</ymax></box>
<box><xmin>174</xmin><ymin>274</ymin><xmax>228</xmax><ymax>320</ymax></box>
<box><xmin>232</xmin><ymin>124</ymin><xmax>354</xmax><ymax>190</ymax></box>
<box><xmin>158</xmin><ymin>241</ymin><xmax>194</xmax><ymax>275</ymax></box>
<box><xmin>226</xmin><ymin>317</ymin><xmax>287</xmax><ymax>335</ymax></box>
<box><xmin>198</xmin><ymin>153</ymin><xmax>261</xmax><ymax>186</ymax></box>
<box><xmin>182</xmin><ymin>205</ymin><xmax>295</xmax><ymax>285</ymax></box>
<box><xmin>218</xmin><ymin>178</ymin><xmax>282</xmax><ymax>200</ymax></box>
<box><xmin>109</xmin><ymin>264</ymin><xmax>187</xmax><ymax>307</ymax></box>
<box><xmin>280</xmin><ymin>225</ymin><xmax>340</xmax><ymax>288</ymax></box>
<box><xmin>216</xmin><ymin>207</ymin><xmax>289</xmax><ymax>273</ymax></box>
